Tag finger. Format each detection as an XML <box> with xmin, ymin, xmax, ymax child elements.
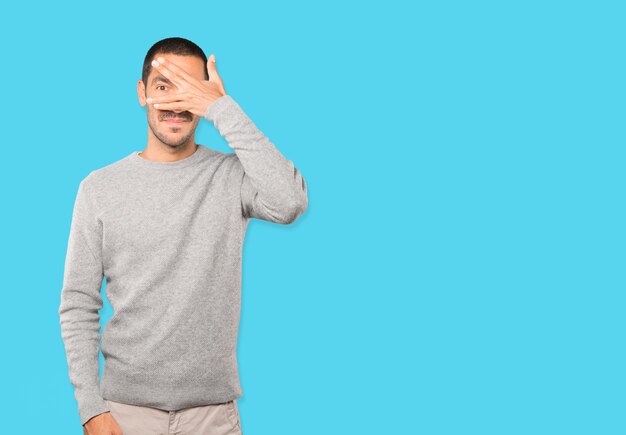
<box><xmin>147</xmin><ymin>92</ymin><xmax>191</xmax><ymax>105</ymax></box>
<box><xmin>151</xmin><ymin>101</ymin><xmax>189</xmax><ymax>112</ymax></box>
<box><xmin>155</xmin><ymin>57</ymin><xmax>202</xmax><ymax>87</ymax></box>
<box><xmin>151</xmin><ymin>58</ymin><xmax>185</xmax><ymax>89</ymax></box>
<box><xmin>207</xmin><ymin>54</ymin><xmax>223</xmax><ymax>84</ymax></box>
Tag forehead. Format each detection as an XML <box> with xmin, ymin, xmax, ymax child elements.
<box><xmin>147</xmin><ymin>54</ymin><xmax>206</xmax><ymax>84</ymax></box>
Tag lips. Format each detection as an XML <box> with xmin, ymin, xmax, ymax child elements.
<box><xmin>163</xmin><ymin>118</ymin><xmax>189</xmax><ymax>123</ymax></box>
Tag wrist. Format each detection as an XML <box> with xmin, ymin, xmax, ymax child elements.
<box><xmin>204</xmin><ymin>94</ymin><xmax>231</xmax><ymax>121</ymax></box>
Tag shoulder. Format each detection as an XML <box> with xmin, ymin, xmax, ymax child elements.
<box><xmin>81</xmin><ymin>153</ymin><xmax>131</xmax><ymax>187</ymax></box>
<box><xmin>76</xmin><ymin>152</ymin><xmax>134</xmax><ymax>208</ymax></box>
<box><xmin>209</xmin><ymin>148</ymin><xmax>245</xmax><ymax>175</ymax></box>
<box><xmin>224</xmin><ymin>152</ymin><xmax>247</xmax><ymax>182</ymax></box>
<box><xmin>221</xmin><ymin>151</ymin><xmax>244</xmax><ymax>169</ymax></box>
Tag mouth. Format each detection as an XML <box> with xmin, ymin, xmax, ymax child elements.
<box><xmin>163</xmin><ymin>118</ymin><xmax>189</xmax><ymax>124</ymax></box>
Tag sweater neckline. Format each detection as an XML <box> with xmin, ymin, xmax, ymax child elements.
<box><xmin>128</xmin><ymin>144</ymin><xmax>210</xmax><ymax>170</ymax></box>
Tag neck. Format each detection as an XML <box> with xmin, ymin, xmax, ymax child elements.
<box><xmin>140</xmin><ymin>133</ymin><xmax>198</xmax><ymax>163</ymax></box>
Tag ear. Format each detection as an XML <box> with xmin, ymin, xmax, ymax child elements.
<box><xmin>137</xmin><ymin>80</ymin><xmax>147</xmax><ymax>106</ymax></box>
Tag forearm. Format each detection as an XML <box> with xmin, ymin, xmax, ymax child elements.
<box><xmin>58</xmin><ymin>291</ymin><xmax>109</xmax><ymax>425</ymax></box>
<box><xmin>204</xmin><ymin>95</ymin><xmax>308</xmax><ymax>223</ymax></box>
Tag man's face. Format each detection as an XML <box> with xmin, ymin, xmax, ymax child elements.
<box><xmin>137</xmin><ymin>53</ymin><xmax>206</xmax><ymax>148</ymax></box>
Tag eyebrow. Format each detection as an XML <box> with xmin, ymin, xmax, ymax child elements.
<box><xmin>151</xmin><ymin>75</ymin><xmax>173</xmax><ymax>86</ymax></box>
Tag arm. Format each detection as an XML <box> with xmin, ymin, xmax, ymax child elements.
<box><xmin>58</xmin><ymin>177</ymin><xmax>110</xmax><ymax>426</ymax></box>
<box><xmin>204</xmin><ymin>95</ymin><xmax>308</xmax><ymax>224</ymax></box>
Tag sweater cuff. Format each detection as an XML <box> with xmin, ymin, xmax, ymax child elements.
<box><xmin>203</xmin><ymin>94</ymin><xmax>236</xmax><ymax>122</ymax></box>
<box><xmin>77</xmin><ymin>388</ymin><xmax>110</xmax><ymax>426</ymax></box>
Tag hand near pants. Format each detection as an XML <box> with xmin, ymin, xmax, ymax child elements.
<box><xmin>83</xmin><ymin>411</ymin><xmax>123</xmax><ymax>435</ymax></box>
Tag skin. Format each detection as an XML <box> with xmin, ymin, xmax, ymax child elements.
<box><xmin>82</xmin><ymin>53</ymin><xmax>227</xmax><ymax>435</ymax></box>
<box><xmin>135</xmin><ymin>52</ymin><xmax>227</xmax><ymax>163</ymax></box>
<box><xmin>83</xmin><ymin>412</ymin><xmax>122</xmax><ymax>435</ymax></box>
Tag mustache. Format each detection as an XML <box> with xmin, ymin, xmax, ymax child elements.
<box><xmin>161</xmin><ymin>112</ymin><xmax>192</xmax><ymax>121</ymax></box>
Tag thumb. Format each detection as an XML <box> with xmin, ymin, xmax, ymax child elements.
<box><xmin>207</xmin><ymin>54</ymin><xmax>222</xmax><ymax>83</ymax></box>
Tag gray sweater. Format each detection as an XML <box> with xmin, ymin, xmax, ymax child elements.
<box><xmin>58</xmin><ymin>95</ymin><xmax>308</xmax><ymax>426</ymax></box>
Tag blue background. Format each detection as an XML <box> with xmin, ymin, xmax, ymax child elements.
<box><xmin>0</xmin><ymin>1</ymin><xmax>624</xmax><ymax>434</ymax></box>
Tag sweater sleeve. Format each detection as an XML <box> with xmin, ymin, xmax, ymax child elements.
<box><xmin>204</xmin><ymin>95</ymin><xmax>308</xmax><ymax>224</ymax></box>
<box><xmin>58</xmin><ymin>178</ymin><xmax>110</xmax><ymax>426</ymax></box>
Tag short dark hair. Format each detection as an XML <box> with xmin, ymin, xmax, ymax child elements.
<box><xmin>142</xmin><ymin>37</ymin><xmax>209</xmax><ymax>86</ymax></box>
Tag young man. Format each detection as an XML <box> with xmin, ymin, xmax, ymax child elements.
<box><xmin>58</xmin><ymin>37</ymin><xmax>308</xmax><ymax>435</ymax></box>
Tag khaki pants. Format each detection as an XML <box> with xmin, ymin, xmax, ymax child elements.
<box><xmin>95</xmin><ymin>398</ymin><xmax>243</xmax><ymax>435</ymax></box>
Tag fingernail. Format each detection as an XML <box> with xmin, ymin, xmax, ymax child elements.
<box><xmin>146</xmin><ymin>98</ymin><xmax>153</xmax><ymax>103</ymax></box>
<box><xmin>158</xmin><ymin>57</ymin><xmax>164</xmax><ymax>64</ymax></box>
<box><xmin>154</xmin><ymin>103</ymin><xmax>160</xmax><ymax>108</ymax></box>
<box><xmin>212</xmin><ymin>54</ymin><xmax>216</xmax><ymax>63</ymax></box>
<box><xmin>151</xmin><ymin>60</ymin><xmax>159</xmax><ymax>67</ymax></box>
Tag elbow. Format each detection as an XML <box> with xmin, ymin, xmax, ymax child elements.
<box><xmin>282</xmin><ymin>172</ymin><xmax>308</xmax><ymax>224</ymax></box>
<box><xmin>251</xmin><ymin>175</ymin><xmax>308</xmax><ymax>224</ymax></box>
<box><xmin>278</xmin><ymin>168</ymin><xmax>308</xmax><ymax>224</ymax></box>
<box><xmin>278</xmin><ymin>192</ymin><xmax>308</xmax><ymax>225</ymax></box>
